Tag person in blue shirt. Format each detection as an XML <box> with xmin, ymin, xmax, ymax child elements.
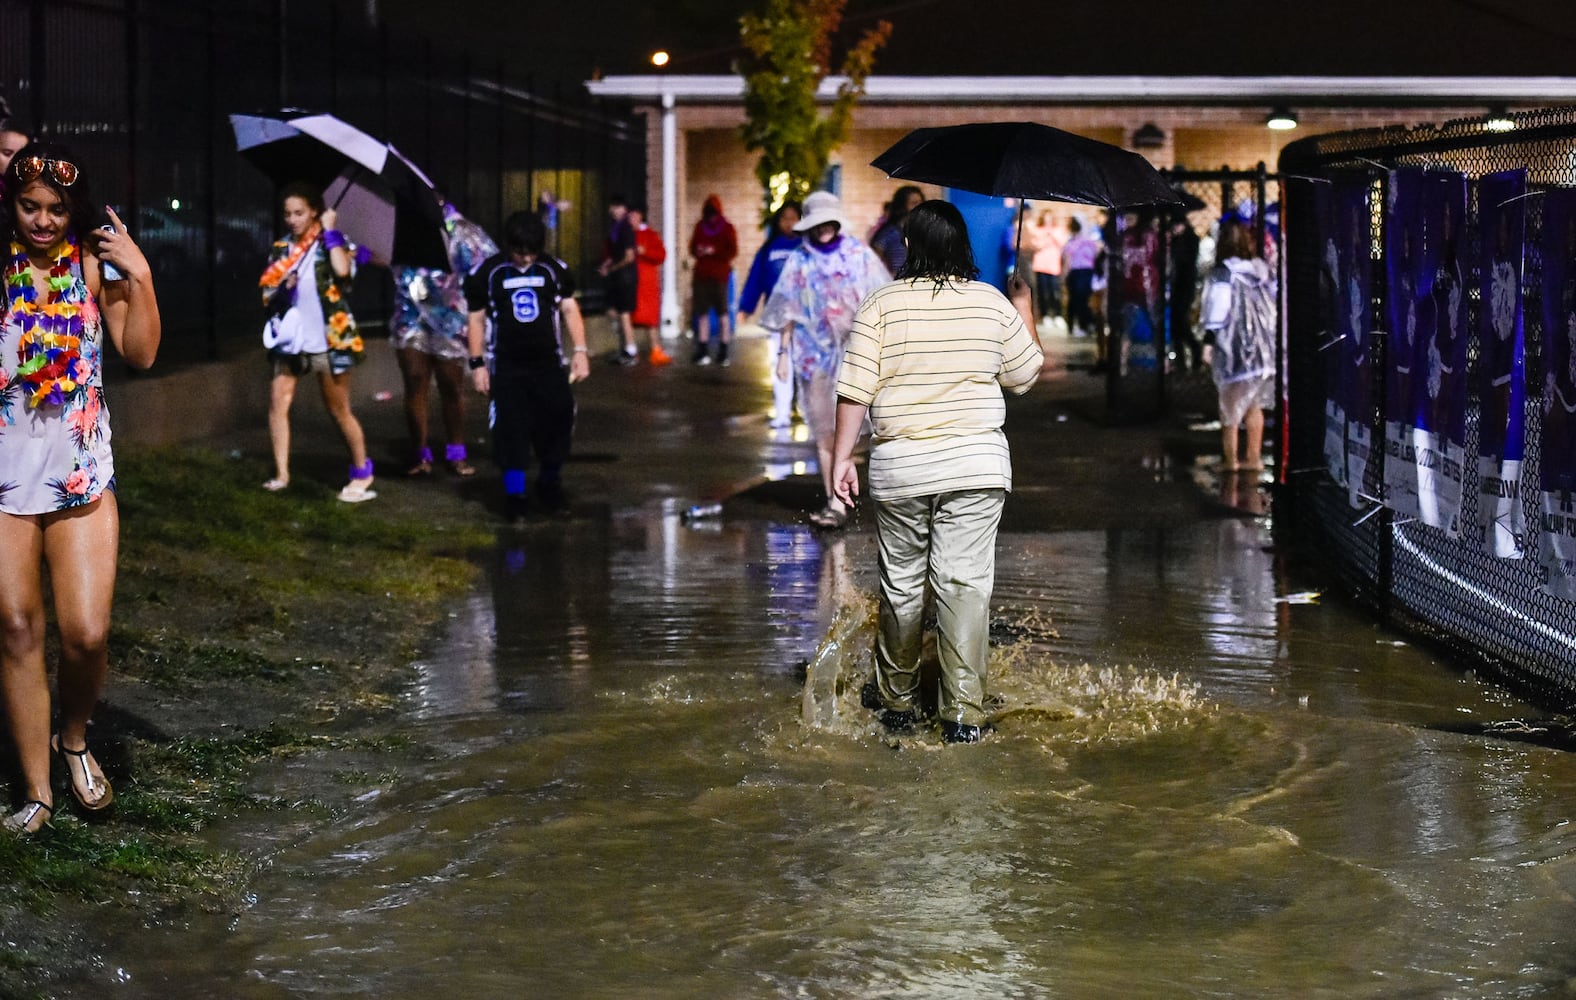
<box><xmin>738</xmin><ymin>200</ymin><xmax>802</xmax><ymax>428</ymax></box>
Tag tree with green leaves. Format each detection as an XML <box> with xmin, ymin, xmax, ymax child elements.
<box><xmin>738</xmin><ymin>0</ymin><xmax>892</xmax><ymax>224</ymax></box>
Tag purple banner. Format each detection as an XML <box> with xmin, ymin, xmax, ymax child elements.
<box><xmin>1412</xmin><ymin>172</ymin><xmax>1468</xmax><ymax>534</ymax></box>
<box><xmin>1313</xmin><ymin>181</ymin><xmax>1346</xmax><ymax>486</ymax></box>
<box><xmin>1382</xmin><ymin>168</ymin><xmax>1429</xmax><ymax>517</ymax></box>
<box><xmin>1476</xmin><ymin>169</ymin><xmax>1527</xmax><ymax>559</ymax></box>
<box><xmin>1419</xmin><ymin>173</ymin><xmax>1467</xmax><ymax>442</ymax></box>
<box><xmin>1539</xmin><ymin>187</ymin><xmax>1576</xmax><ymax>597</ymax></box>
<box><xmin>1335</xmin><ymin>178</ymin><xmax>1373</xmax><ymax>509</ymax></box>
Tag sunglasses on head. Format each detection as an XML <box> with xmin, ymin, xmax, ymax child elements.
<box><xmin>13</xmin><ymin>155</ymin><xmax>79</xmax><ymax>187</ymax></box>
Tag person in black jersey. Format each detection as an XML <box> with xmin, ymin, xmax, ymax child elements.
<box><xmin>465</xmin><ymin>210</ymin><xmax>590</xmax><ymax>519</ymax></box>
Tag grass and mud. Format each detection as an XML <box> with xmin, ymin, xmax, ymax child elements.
<box><xmin>0</xmin><ymin>446</ymin><xmax>492</xmax><ymax>997</ymax></box>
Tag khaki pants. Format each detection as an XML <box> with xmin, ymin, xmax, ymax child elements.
<box><xmin>873</xmin><ymin>489</ymin><xmax>1005</xmax><ymax>727</ymax></box>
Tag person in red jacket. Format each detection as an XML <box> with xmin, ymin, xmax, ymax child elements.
<box><xmin>628</xmin><ymin>205</ymin><xmax>671</xmax><ymax>365</ymax></box>
<box><xmin>688</xmin><ymin>193</ymin><xmax>738</xmax><ymax>365</ymax></box>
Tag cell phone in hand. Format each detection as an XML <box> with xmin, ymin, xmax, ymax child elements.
<box><xmin>98</xmin><ymin>225</ymin><xmax>124</xmax><ymax>281</ymax></box>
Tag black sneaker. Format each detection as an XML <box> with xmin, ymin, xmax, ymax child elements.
<box><xmin>859</xmin><ymin>680</ymin><xmax>883</xmax><ymax>711</ymax></box>
<box><xmin>504</xmin><ymin>496</ymin><xmax>532</xmax><ymax>527</ymax></box>
<box><xmin>693</xmin><ymin>343</ymin><xmax>711</xmax><ymax>365</ymax></box>
<box><xmin>879</xmin><ymin>708</ymin><xmax>917</xmax><ymax>733</ymax></box>
<box><xmin>537</xmin><ymin>481</ymin><xmax>569</xmax><ymax>516</ymax></box>
<box><xmin>941</xmin><ymin>721</ymin><xmax>983</xmax><ymax>744</ymax></box>
<box><xmin>717</xmin><ymin>342</ymin><xmax>730</xmax><ymax>367</ymax></box>
<box><xmin>618</xmin><ymin>349</ymin><xmax>639</xmax><ymax>367</ymax></box>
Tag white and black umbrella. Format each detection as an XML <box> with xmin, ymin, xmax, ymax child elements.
<box><xmin>230</xmin><ymin>110</ymin><xmax>447</xmax><ymax>268</ymax></box>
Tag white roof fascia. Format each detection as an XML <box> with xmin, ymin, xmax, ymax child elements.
<box><xmin>587</xmin><ymin>74</ymin><xmax>1576</xmax><ymax>104</ymax></box>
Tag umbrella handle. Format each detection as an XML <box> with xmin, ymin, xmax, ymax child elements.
<box><xmin>1013</xmin><ymin>202</ymin><xmax>1027</xmax><ymax>279</ymax></box>
<box><xmin>330</xmin><ymin>164</ymin><xmax>365</xmax><ymax>210</ymax></box>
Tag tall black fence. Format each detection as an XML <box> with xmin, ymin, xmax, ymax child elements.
<box><xmin>1</xmin><ymin>0</ymin><xmax>645</xmax><ymax>366</ymax></box>
<box><xmin>1280</xmin><ymin>108</ymin><xmax>1576</xmax><ymax>707</ymax></box>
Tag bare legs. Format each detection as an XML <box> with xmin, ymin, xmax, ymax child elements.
<box><xmin>612</xmin><ymin>310</ymin><xmax>636</xmax><ymax>355</ymax></box>
<box><xmin>1220</xmin><ymin>406</ymin><xmax>1266</xmax><ymax>471</ymax></box>
<box><xmin>267</xmin><ymin>372</ymin><xmax>296</xmax><ymax>486</ymax></box>
<box><xmin>0</xmin><ymin>496</ymin><xmax>119</xmax><ymax>826</ymax></box>
<box><xmin>265</xmin><ymin>368</ymin><xmax>372</xmax><ymax>491</ymax></box>
<box><xmin>397</xmin><ymin>348</ymin><xmax>468</xmax><ymax>471</ymax></box>
<box><xmin>318</xmin><ymin>370</ymin><xmax>369</xmax><ymax>477</ymax></box>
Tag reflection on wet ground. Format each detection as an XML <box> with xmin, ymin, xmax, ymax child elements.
<box><xmin>97</xmin><ymin>499</ymin><xmax>1576</xmax><ymax>998</ymax></box>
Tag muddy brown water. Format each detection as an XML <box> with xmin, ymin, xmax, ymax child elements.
<box><xmin>88</xmin><ymin>510</ymin><xmax>1576</xmax><ymax>998</ymax></box>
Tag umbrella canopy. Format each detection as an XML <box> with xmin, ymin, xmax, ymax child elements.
<box><xmin>230</xmin><ymin>111</ymin><xmax>447</xmax><ymax>268</ymax></box>
<box><xmin>323</xmin><ymin>148</ymin><xmax>447</xmax><ymax>268</ymax></box>
<box><xmin>871</xmin><ymin>121</ymin><xmax>1184</xmax><ymax>209</ymax></box>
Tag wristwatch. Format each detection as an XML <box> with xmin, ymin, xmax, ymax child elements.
<box><xmin>468</xmin><ymin>356</ymin><xmax>486</xmax><ymax>370</ymax></box>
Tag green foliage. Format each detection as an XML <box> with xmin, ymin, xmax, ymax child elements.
<box><xmin>739</xmin><ymin>0</ymin><xmax>892</xmax><ymax>223</ymax></box>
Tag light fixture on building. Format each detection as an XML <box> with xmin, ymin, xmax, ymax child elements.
<box><xmin>1485</xmin><ymin>107</ymin><xmax>1515</xmax><ymax>132</ymax></box>
<box><xmin>1132</xmin><ymin>123</ymin><xmax>1165</xmax><ymax>149</ymax></box>
<box><xmin>1266</xmin><ymin>108</ymin><xmax>1298</xmax><ymax>131</ymax></box>
<box><xmin>651</xmin><ymin>50</ymin><xmax>670</xmax><ymax>68</ymax></box>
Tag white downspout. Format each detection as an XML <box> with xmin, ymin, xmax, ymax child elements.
<box><xmin>660</xmin><ymin>90</ymin><xmax>680</xmax><ymax>339</ymax></box>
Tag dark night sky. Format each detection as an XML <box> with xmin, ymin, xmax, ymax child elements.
<box><xmin>379</xmin><ymin>0</ymin><xmax>1576</xmax><ymax>83</ymax></box>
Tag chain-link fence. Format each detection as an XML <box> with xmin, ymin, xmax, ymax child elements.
<box><xmin>1</xmin><ymin>0</ymin><xmax>645</xmax><ymax>367</ymax></box>
<box><xmin>1280</xmin><ymin>108</ymin><xmax>1576</xmax><ymax>707</ymax></box>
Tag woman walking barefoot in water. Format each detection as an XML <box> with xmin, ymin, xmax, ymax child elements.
<box><xmin>258</xmin><ymin>183</ymin><xmax>375</xmax><ymax>501</ymax></box>
<box><xmin>0</xmin><ymin>144</ymin><xmax>160</xmax><ymax>831</ymax></box>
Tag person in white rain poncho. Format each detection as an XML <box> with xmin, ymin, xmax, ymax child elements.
<box><xmin>1201</xmin><ymin>219</ymin><xmax>1277</xmax><ymax>472</ymax></box>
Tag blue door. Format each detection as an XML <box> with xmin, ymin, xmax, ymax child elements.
<box><xmin>947</xmin><ymin>189</ymin><xmax>1015</xmax><ymax>292</ymax></box>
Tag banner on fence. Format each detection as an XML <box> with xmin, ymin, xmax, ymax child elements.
<box><xmin>1382</xmin><ymin>168</ymin><xmax>1429</xmax><ymax>518</ymax></box>
<box><xmin>1337</xmin><ymin>179</ymin><xmax>1374</xmax><ymax>509</ymax></box>
<box><xmin>1412</xmin><ymin>172</ymin><xmax>1468</xmax><ymax>536</ymax></box>
<box><xmin>1539</xmin><ymin>188</ymin><xmax>1576</xmax><ymax>598</ymax></box>
<box><xmin>1476</xmin><ymin>169</ymin><xmax>1528</xmax><ymax>559</ymax></box>
<box><xmin>1314</xmin><ymin>183</ymin><xmax>1347</xmax><ymax>486</ymax></box>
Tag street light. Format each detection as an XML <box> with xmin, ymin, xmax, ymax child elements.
<box><xmin>651</xmin><ymin>50</ymin><xmax>670</xmax><ymax>68</ymax></box>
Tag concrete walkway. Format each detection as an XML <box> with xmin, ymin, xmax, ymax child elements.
<box><xmin>103</xmin><ymin>315</ymin><xmax>1253</xmax><ymax>530</ymax></box>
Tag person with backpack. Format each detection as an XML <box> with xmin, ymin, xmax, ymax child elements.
<box><xmin>1201</xmin><ymin>219</ymin><xmax>1277</xmax><ymax>472</ymax></box>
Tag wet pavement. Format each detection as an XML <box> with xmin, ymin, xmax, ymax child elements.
<box><xmin>87</xmin><ymin>323</ymin><xmax>1576</xmax><ymax>997</ymax></box>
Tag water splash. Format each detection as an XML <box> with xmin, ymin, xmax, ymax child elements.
<box><xmin>801</xmin><ymin>592</ymin><xmax>1209</xmax><ymax>744</ymax></box>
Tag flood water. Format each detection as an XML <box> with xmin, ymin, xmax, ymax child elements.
<box><xmin>99</xmin><ymin>507</ymin><xmax>1576</xmax><ymax>998</ymax></box>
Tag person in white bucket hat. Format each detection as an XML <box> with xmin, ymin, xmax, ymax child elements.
<box><xmin>761</xmin><ymin>190</ymin><xmax>890</xmax><ymax>529</ymax></box>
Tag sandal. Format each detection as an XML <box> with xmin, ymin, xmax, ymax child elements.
<box><xmin>406</xmin><ymin>447</ymin><xmax>434</xmax><ymax>477</ymax></box>
<box><xmin>53</xmin><ymin>734</ymin><xmax>113</xmax><ymax>812</ymax></box>
<box><xmin>262</xmin><ymin>477</ymin><xmax>289</xmax><ymax>492</ymax></box>
<box><xmin>2</xmin><ymin>800</ymin><xmax>53</xmax><ymax>834</ymax></box>
<box><xmin>806</xmin><ymin>505</ymin><xmax>849</xmax><ymax>530</ymax></box>
<box><xmin>444</xmin><ymin>443</ymin><xmax>476</xmax><ymax>478</ymax></box>
<box><xmin>338</xmin><ymin>460</ymin><xmax>377</xmax><ymax>503</ymax></box>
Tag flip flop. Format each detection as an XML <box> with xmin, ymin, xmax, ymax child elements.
<box><xmin>262</xmin><ymin>477</ymin><xmax>289</xmax><ymax>492</ymax></box>
<box><xmin>53</xmin><ymin>735</ymin><xmax>113</xmax><ymax>812</ymax></box>
<box><xmin>2</xmin><ymin>800</ymin><xmax>53</xmax><ymax>834</ymax></box>
<box><xmin>338</xmin><ymin>481</ymin><xmax>378</xmax><ymax>503</ymax></box>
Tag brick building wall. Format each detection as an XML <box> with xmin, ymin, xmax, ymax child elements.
<box><xmin>637</xmin><ymin>100</ymin><xmax>1486</xmax><ymax>321</ymax></box>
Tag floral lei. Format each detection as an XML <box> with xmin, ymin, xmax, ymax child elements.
<box><xmin>4</xmin><ymin>235</ymin><xmax>92</xmax><ymax>408</ymax></box>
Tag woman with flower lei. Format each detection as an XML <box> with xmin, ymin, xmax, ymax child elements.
<box><xmin>0</xmin><ymin>142</ymin><xmax>160</xmax><ymax>833</ymax></box>
<box><xmin>258</xmin><ymin>182</ymin><xmax>374</xmax><ymax>502</ymax></box>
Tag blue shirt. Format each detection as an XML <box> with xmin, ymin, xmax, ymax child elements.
<box><xmin>739</xmin><ymin>233</ymin><xmax>803</xmax><ymax>314</ymax></box>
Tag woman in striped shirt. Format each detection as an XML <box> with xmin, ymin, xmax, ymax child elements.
<box><xmin>831</xmin><ymin>200</ymin><xmax>1042</xmax><ymax>744</ymax></box>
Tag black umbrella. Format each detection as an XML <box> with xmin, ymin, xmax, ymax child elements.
<box><xmin>230</xmin><ymin>110</ymin><xmax>447</xmax><ymax>268</ymax></box>
<box><xmin>872</xmin><ymin>121</ymin><xmax>1186</xmax><ymax>266</ymax></box>
<box><xmin>873</xmin><ymin>121</ymin><xmax>1184</xmax><ymax>207</ymax></box>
